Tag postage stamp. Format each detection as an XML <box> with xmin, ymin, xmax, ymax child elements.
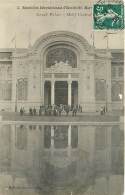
<box><xmin>93</xmin><ymin>4</ymin><xmax>124</xmax><ymax>30</ymax></box>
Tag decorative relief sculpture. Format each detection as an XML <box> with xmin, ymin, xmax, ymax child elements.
<box><xmin>54</xmin><ymin>60</ymin><xmax>69</xmax><ymax>67</ymax></box>
<box><xmin>49</xmin><ymin>60</ymin><xmax>72</xmax><ymax>73</ymax></box>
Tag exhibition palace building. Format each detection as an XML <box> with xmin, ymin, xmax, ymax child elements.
<box><xmin>0</xmin><ymin>31</ymin><xmax>124</xmax><ymax>112</ymax></box>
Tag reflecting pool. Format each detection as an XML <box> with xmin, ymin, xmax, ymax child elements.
<box><xmin>0</xmin><ymin>123</ymin><xmax>123</xmax><ymax>195</ymax></box>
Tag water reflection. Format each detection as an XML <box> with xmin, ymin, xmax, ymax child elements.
<box><xmin>0</xmin><ymin>124</ymin><xmax>123</xmax><ymax>195</ymax></box>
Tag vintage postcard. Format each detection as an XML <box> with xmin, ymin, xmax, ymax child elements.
<box><xmin>0</xmin><ymin>0</ymin><xmax>124</xmax><ymax>195</ymax></box>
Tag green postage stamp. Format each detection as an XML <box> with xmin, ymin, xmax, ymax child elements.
<box><xmin>93</xmin><ymin>4</ymin><xmax>124</xmax><ymax>30</ymax></box>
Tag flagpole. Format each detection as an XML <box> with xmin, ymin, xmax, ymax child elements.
<box><xmin>106</xmin><ymin>32</ymin><xmax>109</xmax><ymax>49</ymax></box>
<box><xmin>103</xmin><ymin>31</ymin><xmax>109</xmax><ymax>49</ymax></box>
<box><xmin>14</xmin><ymin>34</ymin><xmax>16</xmax><ymax>49</ymax></box>
<box><xmin>28</xmin><ymin>29</ymin><xmax>31</xmax><ymax>48</ymax></box>
<box><xmin>91</xmin><ymin>31</ymin><xmax>95</xmax><ymax>48</ymax></box>
<box><xmin>10</xmin><ymin>33</ymin><xmax>16</xmax><ymax>49</ymax></box>
<box><xmin>93</xmin><ymin>31</ymin><xmax>95</xmax><ymax>47</ymax></box>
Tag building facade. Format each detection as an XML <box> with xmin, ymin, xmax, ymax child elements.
<box><xmin>0</xmin><ymin>31</ymin><xmax>124</xmax><ymax>112</ymax></box>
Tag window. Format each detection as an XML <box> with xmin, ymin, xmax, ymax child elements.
<box><xmin>0</xmin><ymin>81</ymin><xmax>12</xmax><ymax>100</ymax></box>
<box><xmin>46</xmin><ymin>46</ymin><xmax>77</xmax><ymax>68</ymax></box>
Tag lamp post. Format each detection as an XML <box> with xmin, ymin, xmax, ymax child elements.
<box><xmin>15</xmin><ymin>82</ymin><xmax>18</xmax><ymax>112</ymax></box>
<box><xmin>118</xmin><ymin>93</ymin><xmax>123</xmax><ymax>114</ymax></box>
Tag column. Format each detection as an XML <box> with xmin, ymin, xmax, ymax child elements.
<box><xmin>51</xmin><ymin>81</ymin><xmax>55</xmax><ymax>105</ymax></box>
<box><xmin>68</xmin><ymin>125</ymin><xmax>71</xmax><ymax>157</ymax></box>
<box><xmin>68</xmin><ymin>81</ymin><xmax>72</xmax><ymax>106</ymax></box>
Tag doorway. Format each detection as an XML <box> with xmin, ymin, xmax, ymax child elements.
<box><xmin>55</xmin><ymin>81</ymin><xmax>68</xmax><ymax>106</ymax></box>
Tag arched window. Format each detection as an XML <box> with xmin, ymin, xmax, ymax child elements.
<box><xmin>46</xmin><ymin>46</ymin><xmax>77</xmax><ymax>68</ymax></box>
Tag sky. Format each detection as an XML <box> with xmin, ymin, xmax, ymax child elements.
<box><xmin>0</xmin><ymin>0</ymin><xmax>124</xmax><ymax>49</ymax></box>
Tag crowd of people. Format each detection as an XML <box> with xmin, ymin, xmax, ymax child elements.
<box><xmin>20</xmin><ymin>104</ymin><xmax>83</xmax><ymax>117</ymax></box>
<box><xmin>100</xmin><ymin>106</ymin><xmax>107</xmax><ymax>115</ymax></box>
<box><xmin>19</xmin><ymin>104</ymin><xmax>108</xmax><ymax>117</ymax></box>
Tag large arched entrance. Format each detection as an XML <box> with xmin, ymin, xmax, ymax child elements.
<box><xmin>42</xmin><ymin>34</ymin><xmax>80</xmax><ymax>107</ymax></box>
